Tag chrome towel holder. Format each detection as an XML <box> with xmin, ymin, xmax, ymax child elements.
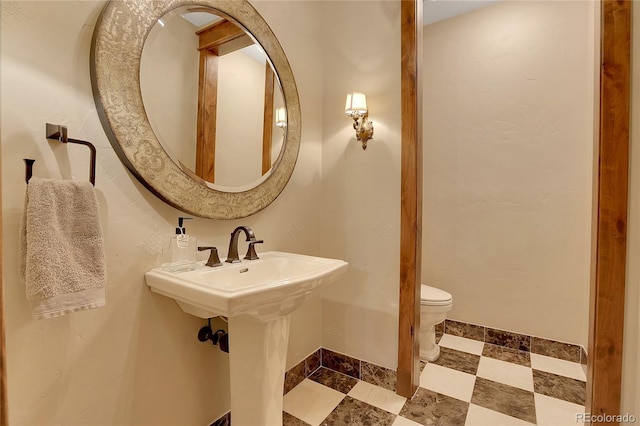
<box><xmin>25</xmin><ymin>123</ymin><xmax>97</xmax><ymax>186</ymax></box>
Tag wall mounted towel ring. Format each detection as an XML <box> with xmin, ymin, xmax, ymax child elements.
<box><xmin>24</xmin><ymin>159</ymin><xmax>36</xmax><ymax>184</ymax></box>
<box><xmin>24</xmin><ymin>123</ymin><xmax>97</xmax><ymax>186</ymax></box>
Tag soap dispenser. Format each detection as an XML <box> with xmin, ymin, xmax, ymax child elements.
<box><xmin>162</xmin><ymin>217</ymin><xmax>197</xmax><ymax>272</ymax></box>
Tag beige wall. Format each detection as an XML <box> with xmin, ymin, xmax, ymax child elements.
<box><xmin>421</xmin><ymin>1</ymin><xmax>594</xmax><ymax>348</ymax></box>
<box><xmin>622</xmin><ymin>0</ymin><xmax>640</xmax><ymax>417</ymax></box>
<box><xmin>0</xmin><ymin>0</ymin><xmax>323</xmax><ymax>424</ymax></box>
<box><xmin>140</xmin><ymin>10</ymin><xmax>199</xmax><ymax>171</ymax></box>
<box><xmin>318</xmin><ymin>1</ymin><xmax>402</xmax><ymax>370</ymax></box>
<box><xmin>215</xmin><ymin>49</ymin><xmax>265</xmax><ymax>187</ymax></box>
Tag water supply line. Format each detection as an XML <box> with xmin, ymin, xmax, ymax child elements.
<box><xmin>197</xmin><ymin>318</ymin><xmax>229</xmax><ymax>353</ymax></box>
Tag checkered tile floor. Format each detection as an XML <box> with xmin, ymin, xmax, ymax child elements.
<box><xmin>282</xmin><ymin>335</ymin><xmax>586</xmax><ymax>425</ymax></box>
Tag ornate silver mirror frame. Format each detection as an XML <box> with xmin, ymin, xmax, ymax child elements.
<box><xmin>90</xmin><ymin>0</ymin><xmax>301</xmax><ymax>219</ymax></box>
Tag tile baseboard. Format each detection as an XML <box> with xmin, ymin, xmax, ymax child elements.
<box><xmin>285</xmin><ymin>347</ymin><xmax>397</xmax><ymax>393</ymax></box>
<box><xmin>443</xmin><ymin>319</ymin><xmax>588</xmax><ymax>364</ymax></box>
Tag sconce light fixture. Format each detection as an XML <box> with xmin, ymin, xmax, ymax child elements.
<box><xmin>345</xmin><ymin>92</ymin><xmax>374</xmax><ymax>150</ymax></box>
<box><xmin>275</xmin><ymin>107</ymin><xmax>287</xmax><ymax>128</ymax></box>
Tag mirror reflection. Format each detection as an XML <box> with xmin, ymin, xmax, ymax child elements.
<box><xmin>140</xmin><ymin>7</ymin><xmax>286</xmax><ymax>190</ymax></box>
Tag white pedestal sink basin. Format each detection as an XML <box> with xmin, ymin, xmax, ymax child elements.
<box><xmin>145</xmin><ymin>251</ymin><xmax>348</xmax><ymax>426</ymax></box>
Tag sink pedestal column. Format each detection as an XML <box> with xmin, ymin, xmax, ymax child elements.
<box><xmin>228</xmin><ymin>314</ymin><xmax>291</xmax><ymax>426</ymax></box>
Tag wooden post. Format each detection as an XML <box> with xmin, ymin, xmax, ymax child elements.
<box><xmin>262</xmin><ymin>66</ymin><xmax>275</xmax><ymax>175</ymax></box>
<box><xmin>397</xmin><ymin>0</ymin><xmax>423</xmax><ymax>398</ymax></box>
<box><xmin>196</xmin><ymin>50</ymin><xmax>218</xmax><ymax>182</ymax></box>
<box><xmin>586</xmin><ymin>0</ymin><xmax>631</xmax><ymax>421</ymax></box>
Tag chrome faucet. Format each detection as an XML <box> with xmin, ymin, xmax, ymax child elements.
<box><xmin>225</xmin><ymin>226</ymin><xmax>263</xmax><ymax>263</ymax></box>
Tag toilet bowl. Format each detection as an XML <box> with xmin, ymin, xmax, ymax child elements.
<box><xmin>419</xmin><ymin>285</ymin><xmax>453</xmax><ymax>362</ymax></box>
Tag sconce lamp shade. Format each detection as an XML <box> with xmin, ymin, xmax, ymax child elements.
<box><xmin>344</xmin><ymin>92</ymin><xmax>373</xmax><ymax>150</ymax></box>
<box><xmin>275</xmin><ymin>107</ymin><xmax>287</xmax><ymax>128</ymax></box>
<box><xmin>345</xmin><ymin>92</ymin><xmax>368</xmax><ymax>117</ymax></box>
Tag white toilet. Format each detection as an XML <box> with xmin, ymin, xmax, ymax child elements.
<box><xmin>419</xmin><ymin>284</ymin><xmax>453</xmax><ymax>362</ymax></box>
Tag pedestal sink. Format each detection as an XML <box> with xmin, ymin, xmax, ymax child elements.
<box><xmin>145</xmin><ymin>251</ymin><xmax>348</xmax><ymax>426</ymax></box>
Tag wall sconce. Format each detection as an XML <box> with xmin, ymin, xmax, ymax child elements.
<box><xmin>275</xmin><ymin>107</ymin><xmax>287</xmax><ymax>128</ymax></box>
<box><xmin>345</xmin><ymin>92</ymin><xmax>374</xmax><ymax>150</ymax></box>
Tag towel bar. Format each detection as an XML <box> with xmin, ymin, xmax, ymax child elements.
<box><xmin>24</xmin><ymin>124</ymin><xmax>97</xmax><ymax>185</ymax></box>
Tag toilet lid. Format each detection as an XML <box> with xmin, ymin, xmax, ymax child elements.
<box><xmin>421</xmin><ymin>285</ymin><xmax>453</xmax><ymax>306</ymax></box>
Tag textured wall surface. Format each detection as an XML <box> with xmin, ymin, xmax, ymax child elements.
<box><xmin>141</xmin><ymin>12</ymin><xmax>199</xmax><ymax>171</ymax></box>
<box><xmin>318</xmin><ymin>1</ymin><xmax>402</xmax><ymax>370</ymax></box>
<box><xmin>421</xmin><ymin>1</ymin><xmax>595</xmax><ymax>348</ymax></box>
<box><xmin>0</xmin><ymin>0</ymin><xmax>323</xmax><ymax>423</ymax></box>
<box><xmin>215</xmin><ymin>49</ymin><xmax>266</xmax><ymax>187</ymax></box>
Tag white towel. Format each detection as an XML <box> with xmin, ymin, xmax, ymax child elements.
<box><xmin>19</xmin><ymin>177</ymin><xmax>106</xmax><ymax>319</ymax></box>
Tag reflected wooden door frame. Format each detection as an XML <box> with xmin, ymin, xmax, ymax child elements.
<box><xmin>397</xmin><ymin>1</ymin><xmax>633</xmax><ymax>420</ymax></box>
<box><xmin>196</xmin><ymin>18</ymin><xmax>275</xmax><ymax>183</ymax></box>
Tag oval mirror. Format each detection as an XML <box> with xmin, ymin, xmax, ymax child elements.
<box><xmin>91</xmin><ymin>0</ymin><xmax>301</xmax><ymax>219</ymax></box>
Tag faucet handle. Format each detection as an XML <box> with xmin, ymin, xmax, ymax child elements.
<box><xmin>198</xmin><ymin>246</ymin><xmax>223</xmax><ymax>267</ymax></box>
<box><xmin>244</xmin><ymin>240</ymin><xmax>263</xmax><ymax>260</ymax></box>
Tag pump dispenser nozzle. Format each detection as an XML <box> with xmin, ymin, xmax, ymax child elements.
<box><xmin>176</xmin><ymin>217</ymin><xmax>192</xmax><ymax>235</ymax></box>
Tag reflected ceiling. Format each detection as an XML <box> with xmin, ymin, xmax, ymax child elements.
<box><xmin>423</xmin><ymin>0</ymin><xmax>502</xmax><ymax>26</ymax></box>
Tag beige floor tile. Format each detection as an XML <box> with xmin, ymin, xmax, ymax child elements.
<box><xmin>283</xmin><ymin>379</ymin><xmax>345</xmax><ymax>426</ymax></box>
<box><xmin>419</xmin><ymin>362</ymin><xmax>476</xmax><ymax>402</ymax></box>
<box><xmin>347</xmin><ymin>381</ymin><xmax>407</xmax><ymax>414</ymax></box>
<box><xmin>439</xmin><ymin>334</ymin><xmax>485</xmax><ymax>356</ymax></box>
<box><xmin>534</xmin><ymin>393</ymin><xmax>584</xmax><ymax>426</ymax></box>
<box><xmin>476</xmin><ymin>356</ymin><xmax>534</xmax><ymax>391</ymax></box>
<box><xmin>530</xmin><ymin>353</ymin><xmax>587</xmax><ymax>382</ymax></box>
